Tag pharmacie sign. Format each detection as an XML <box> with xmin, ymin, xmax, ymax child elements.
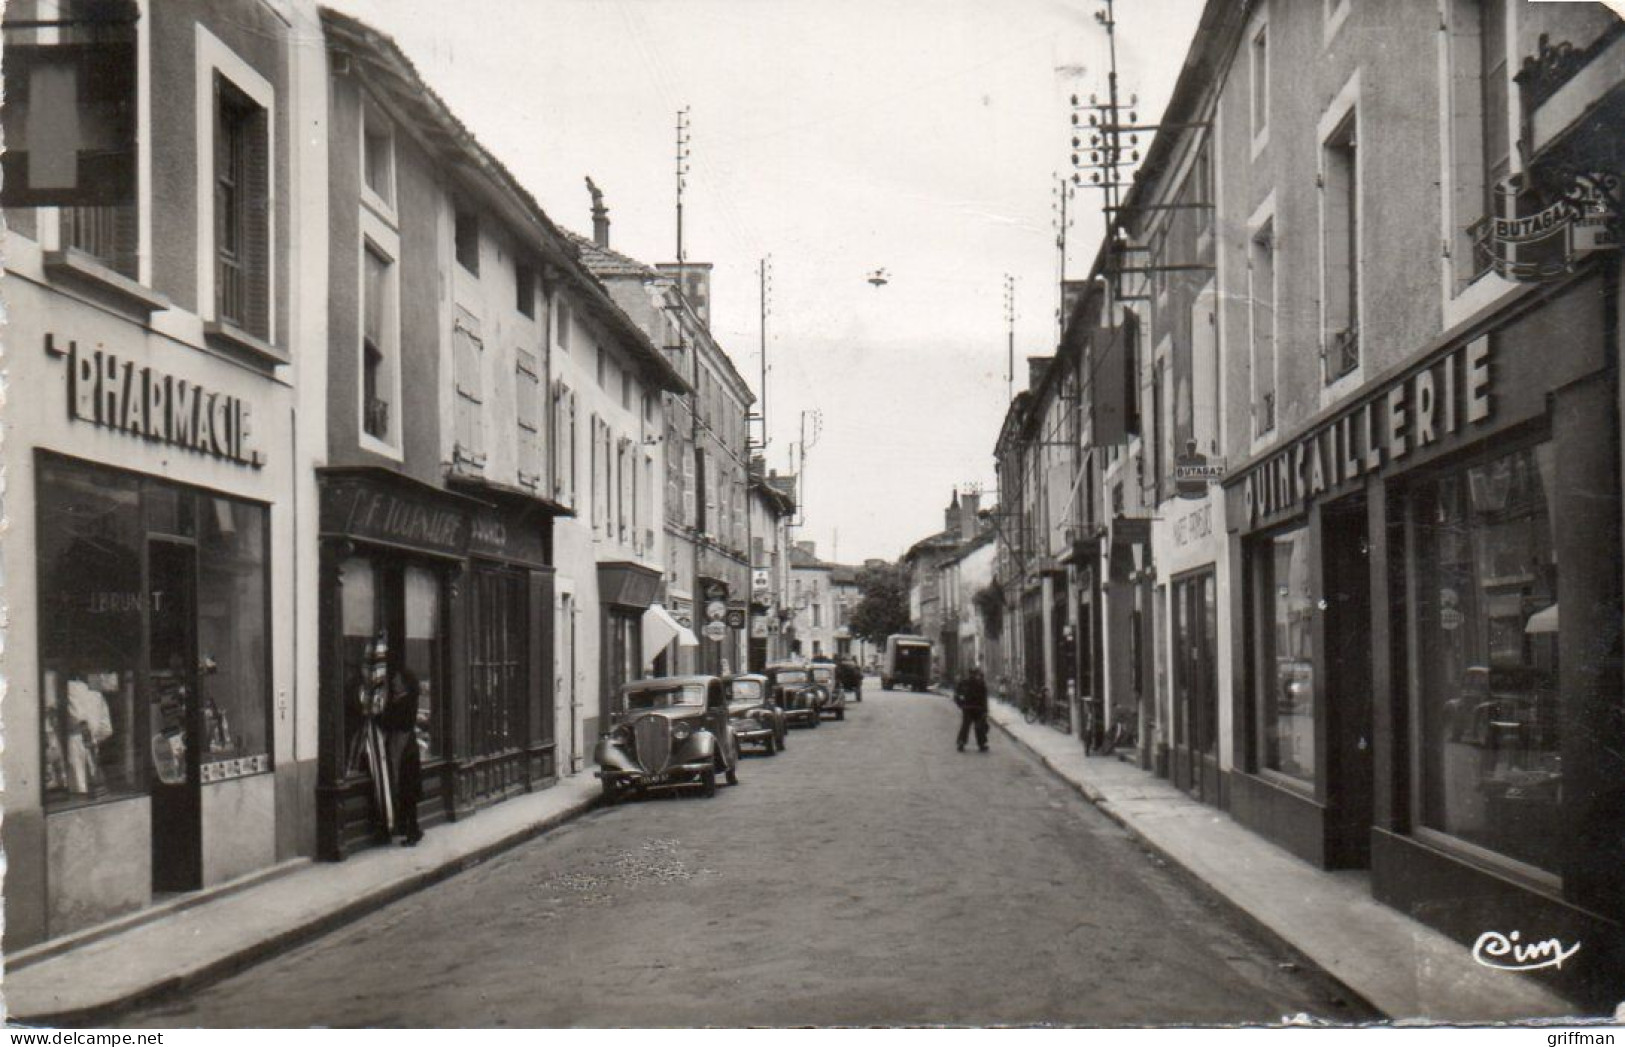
<box><xmin>1241</xmin><ymin>336</ymin><xmax>1493</xmax><ymax>527</ymax></box>
<box><xmin>48</xmin><ymin>333</ymin><xmax>263</xmax><ymax>467</ymax></box>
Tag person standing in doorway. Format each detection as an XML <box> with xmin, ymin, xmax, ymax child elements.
<box><xmin>955</xmin><ymin>666</ymin><xmax>990</xmax><ymax>753</ymax></box>
<box><xmin>382</xmin><ymin>667</ymin><xmax>425</xmax><ymax>846</ymax></box>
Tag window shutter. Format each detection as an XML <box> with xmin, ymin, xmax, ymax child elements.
<box><xmin>244</xmin><ymin>102</ymin><xmax>270</xmax><ymax>339</ymax></box>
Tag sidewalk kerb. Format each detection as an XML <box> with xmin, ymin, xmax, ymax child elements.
<box><xmin>9</xmin><ymin>788</ymin><xmax>603</xmax><ymax>1027</ymax></box>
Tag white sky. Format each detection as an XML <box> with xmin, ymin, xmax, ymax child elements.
<box><xmin>327</xmin><ymin>0</ymin><xmax>1205</xmax><ymax>562</ymax></box>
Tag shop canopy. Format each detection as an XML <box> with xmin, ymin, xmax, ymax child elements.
<box><xmin>643</xmin><ymin>603</ymin><xmax>699</xmax><ymax>667</ymax></box>
<box><xmin>1525</xmin><ymin>603</ymin><xmax>1559</xmax><ymax>635</ymax></box>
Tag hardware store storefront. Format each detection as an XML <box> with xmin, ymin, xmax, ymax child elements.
<box><xmin>1225</xmin><ymin>268</ymin><xmax>1623</xmax><ymax>1006</ymax></box>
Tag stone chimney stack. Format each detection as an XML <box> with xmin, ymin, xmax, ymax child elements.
<box><xmin>944</xmin><ymin>488</ymin><xmax>961</xmax><ymax>534</ymax></box>
<box><xmin>585</xmin><ymin>176</ymin><xmax>610</xmax><ymax>248</ymax></box>
<box><xmin>959</xmin><ymin>491</ymin><xmax>980</xmax><ymax>541</ymax></box>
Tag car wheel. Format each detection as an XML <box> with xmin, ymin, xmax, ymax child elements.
<box><xmin>837</xmin><ymin>708</ymin><xmax>846</xmax><ymax>721</ymax></box>
<box><xmin>699</xmin><ymin>768</ymin><xmax>717</xmax><ymax>798</ymax></box>
<box><xmin>810</xmin><ymin>711</ymin><xmax>821</xmax><ymax>728</ymax></box>
<box><xmin>600</xmin><ymin>777</ymin><xmax>620</xmax><ymax>805</ymax></box>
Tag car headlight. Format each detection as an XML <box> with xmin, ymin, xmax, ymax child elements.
<box><xmin>672</xmin><ymin>723</ymin><xmax>691</xmax><ymax>741</ymax></box>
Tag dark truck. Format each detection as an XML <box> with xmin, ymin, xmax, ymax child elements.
<box><xmin>882</xmin><ymin>635</ymin><xmax>933</xmax><ymax>691</ymax></box>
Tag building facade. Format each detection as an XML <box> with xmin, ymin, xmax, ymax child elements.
<box><xmin>1</xmin><ymin>0</ymin><xmax>327</xmax><ymax>945</ymax></box>
<box><xmin>313</xmin><ymin>11</ymin><xmax>684</xmax><ymax>857</ymax></box>
<box><xmin>994</xmin><ymin>0</ymin><xmax>1625</xmax><ymax>1008</ymax></box>
<box><xmin>748</xmin><ymin>466</ymin><xmax>798</xmax><ymax>670</ymax></box>
<box><xmin>571</xmin><ymin>229</ymin><xmax>755</xmax><ymax>680</ymax></box>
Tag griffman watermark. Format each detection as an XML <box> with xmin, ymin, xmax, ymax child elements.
<box><xmin>1471</xmin><ymin>930</ymin><xmax>1581</xmax><ymax>972</ymax></box>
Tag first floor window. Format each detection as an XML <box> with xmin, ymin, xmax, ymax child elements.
<box><xmin>1413</xmin><ymin>442</ymin><xmax>1559</xmax><ymax>872</ymax></box>
<box><xmin>1253</xmin><ymin>526</ymin><xmax>1316</xmax><ymax>785</ymax></box>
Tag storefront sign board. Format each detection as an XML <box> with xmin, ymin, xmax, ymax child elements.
<box><xmin>1238</xmin><ymin>337</ymin><xmax>1494</xmax><ymax>528</ymax></box>
<box><xmin>49</xmin><ymin>334</ymin><xmax>264</xmax><ymax>467</ymax></box>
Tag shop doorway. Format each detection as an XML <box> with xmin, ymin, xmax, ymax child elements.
<box><xmin>149</xmin><ymin>538</ymin><xmax>201</xmax><ymax>893</ymax></box>
<box><xmin>1171</xmin><ymin>569</ymin><xmax>1220</xmax><ymax>803</ymax></box>
<box><xmin>1323</xmin><ymin>497</ymin><xmax>1374</xmax><ymax>867</ymax></box>
<box><xmin>468</xmin><ymin>565</ymin><xmax>529</xmax><ymax>804</ymax></box>
<box><xmin>559</xmin><ymin>593</ymin><xmax>578</xmax><ymax>773</ymax></box>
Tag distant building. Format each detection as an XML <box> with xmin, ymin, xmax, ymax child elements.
<box><xmin>901</xmin><ymin>489</ymin><xmax>990</xmax><ymax>684</ymax></box>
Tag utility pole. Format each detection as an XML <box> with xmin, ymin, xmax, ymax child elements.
<box><xmin>1003</xmin><ymin>274</ymin><xmax>1016</xmax><ymax>403</ymax></box>
<box><xmin>675</xmin><ymin>107</ymin><xmax>691</xmax><ymax>265</ymax></box>
<box><xmin>757</xmin><ymin>256</ymin><xmax>771</xmax><ymax>451</ymax></box>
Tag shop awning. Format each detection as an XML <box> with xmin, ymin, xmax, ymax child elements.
<box><xmin>1525</xmin><ymin>603</ymin><xmax>1559</xmax><ymax>635</ymax></box>
<box><xmin>643</xmin><ymin>603</ymin><xmax>699</xmax><ymax>666</ymax></box>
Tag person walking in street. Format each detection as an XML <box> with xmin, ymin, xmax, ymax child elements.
<box><xmin>955</xmin><ymin>666</ymin><xmax>990</xmax><ymax>752</ymax></box>
<box><xmin>381</xmin><ymin>667</ymin><xmax>426</xmax><ymax>846</ymax></box>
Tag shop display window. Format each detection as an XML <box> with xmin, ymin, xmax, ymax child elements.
<box><xmin>341</xmin><ymin>553</ymin><xmax>447</xmax><ymax>774</ymax></box>
<box><xmin>38</xmin><ymin>459</ymin><xmax>144</xmax><ymax>810</ymax></box>
<box><xmin>1414</xmin><ymin>443</ymin><xmax>1560</xmax><ymax>873</ymax></box>
<box><xmin>197</xmin><ymin>498</ymin><xmax>269</xmax><ymax>776</ymax></box>
<box><xmin>1253</xmin><ymin>526</ymin><xmax>1316</xmax><ymax>785</ymax></box>
<box><xmin>404</xmin><ymin>567</ymin><xmax>443</xmax><ymax>760</ymax></box>
<box><xmin>37</xmin><ymin>456</ymin><xmax>272</xmax><ymax>808</ymax></box>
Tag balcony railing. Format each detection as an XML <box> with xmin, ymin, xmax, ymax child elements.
<box><xmin>1326</xmin><ymin>325</ymin><xmax>1360</xmax><ymax>383</ymax></box>
<box><xmin>1254</xmin><ymin>391</ymin><xmax>1276</xmax><ymax>438</ymax></box>
<box><xmin>364</xmin><ymin>396</ymin><xmax>391</xmax><ymax>440</ymax></box>
<box><xmin>62</xmin><ymin>205</ymin><xmax>137</xmax><ymax>278</ymax></box>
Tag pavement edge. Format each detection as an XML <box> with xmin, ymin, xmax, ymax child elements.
<box><xmin>10</xmin><ymin>791</ymin><xmax>603</xmax><ymax>1028</ymax></box>
<box><xmin>985</xmin><ymin>705</ymin><xmax>1390</xmax><ymax>1025</ymax></box>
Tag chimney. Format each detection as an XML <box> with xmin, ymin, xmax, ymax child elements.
<box><xmin>585</xmin><ymin>176</ymin><xmax>610</xmax><ymax>248</ymax></box>
<box><xmin>1027</xmin><ymin>356</ymin><xmax>1053</xmax><ymax>392</ymax></box>
<box><xmin>960</xmin><ymin>492</ymin><xmax>980</xmax><ymax>541</ymax></box>
<box><xmin>944</xmin><ymin>488</ymin><xmax>960</xmax><ymax>534</ymax></box>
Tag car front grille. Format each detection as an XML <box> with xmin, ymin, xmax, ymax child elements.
<box><xmin>633</xmin><ymin>717</ymin><xmax>671</xmax><ymax>775</ymax></box>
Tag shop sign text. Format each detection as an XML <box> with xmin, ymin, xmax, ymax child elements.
<box><xmin>49</xmin><ymin>334</ymin><xmax>263</xmax><ymax>467</ymax></box>
<box><xmin>1243</xmin><ymin>337</ymin><xmax>1492</xmax><ymax>526</ymax></box>
<box><xmin>342</xmin><ymin>488</ymin><xmax>465</xmax><ymax>553</ymax></box>
<box><xmin>1172</xmin><ymin>504</ymin><xmax>1213</xmax><ymax>548</ymax></box>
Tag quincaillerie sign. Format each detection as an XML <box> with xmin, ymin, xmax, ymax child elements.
<box><xmin>1486</xmin><ymin>172</ymin><xmax>1619</xmax><ymax>281</ymax></box>
<box><xmin>48</xmin><ymin>333</ymin><xmax>263</xmax><ymax>467</ymax></box>
<box><xmin>1240</xmin><ymin>336</ymin><xmax>1493</xmax><ymax>527</ymax></box>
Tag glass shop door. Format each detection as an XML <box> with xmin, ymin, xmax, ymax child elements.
<box><xmin>148</xmin><ymin>537</ymin><xmax>202</xmax><ymax>893</ymax></box>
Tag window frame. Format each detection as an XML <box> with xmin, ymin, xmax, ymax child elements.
<box><xmin>1317</xmin><ymin>71</ymin><xmax>1364</xmax><ymax>404</ymax></box>
<box><xmin>360</xmin><ymin>96</ymin><xmax>396</xmax><ymax>221</ymax></box>
<box><xmin>1249</xmin><ymin>15</ymin><xmax>1270</xmax><ymax>156</ymax></box>
<box><xmin>195</xmin><ymin>24</ymin><xmax>276</xmax><ymax>343</ymax></box>
<box><xmin>453</xmin><ymin>205</ymin><xmax>480</xmax><ymax>276</ymax></box>
<box><xmin>358</xmin><ymin>209</ymin><xmax>403</xmax><ymax>458</ymax></box>
<box><xmin>1248</xmin><ymin>195</ymin><xmax>1279</xmax><ymax>448</ymax></box>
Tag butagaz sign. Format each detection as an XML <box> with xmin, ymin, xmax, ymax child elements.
<box><xmin>1174</xmin><ymin>451</ymin><xmax>1224</xmax><ymax>499</ymax></box>
<box><xmin>1242</xmin><ymin>337</ymin><xmax>1493</xmax><ymax>526</ymax></box>
<box><xmin>49</xmin><ymin>334</ymin><xmax>263</xmax><ymax>467</ymax></box>
<box><xmin>1487</xmin><ymin>171</ymin><xmax>1619</xmax><ymax>281</ymax></box>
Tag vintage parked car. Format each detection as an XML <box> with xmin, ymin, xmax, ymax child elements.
<box><xmin>764</xmin><ymin>662</ymin><xmax>824</xmax><ymax>729</ymax></box>
<box><xmin>595</xmin><ymin>676</ymin><xmax>741</xmax><ymax>802</ymax></box>
<box><xmin>809</xmin><ymin>660</ymin><xmax>846</xmax><ymax>721</ymax></box>
<box><xmin>723</xmin><ymin>673</ymin><xmax>785</xmax><ymax>755</ymax></box>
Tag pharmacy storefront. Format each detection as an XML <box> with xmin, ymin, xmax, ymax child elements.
<box><xmin>3</xmin><ymin>293</ymin><xmax>298</xmax><ymax>948</ymax></box>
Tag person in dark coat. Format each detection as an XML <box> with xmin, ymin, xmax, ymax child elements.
<box><xmin>955</xmin><ymin>666</ymin><xmax>990</xmax><ymax>752</ymax></box>
<box><xmin>380</xmin><ymin>667</ymin><xmax>425</xmax><ymax>846</ymax></box>
<box><xmin>836</xmin><ymin>657</ymin><xmax>864</xmax><ymax>700</ymax></box>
